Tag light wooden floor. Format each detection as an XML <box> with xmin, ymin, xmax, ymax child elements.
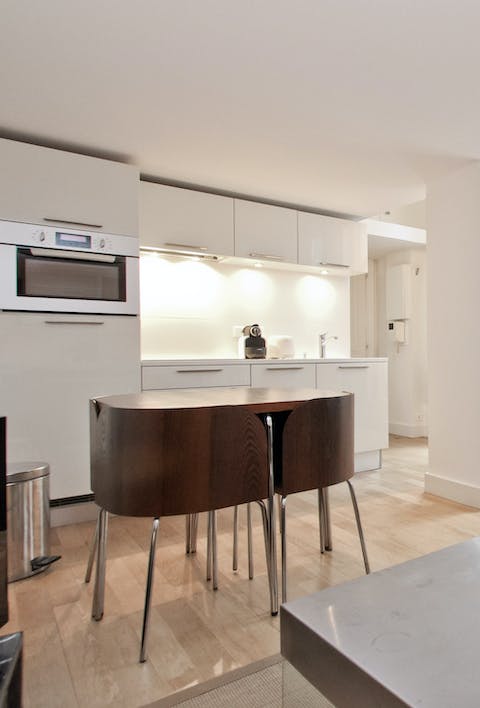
<box><xmin>4</xmin><ymin>436</ymin><xmax>480</xmax><ymax>707</ymax></box>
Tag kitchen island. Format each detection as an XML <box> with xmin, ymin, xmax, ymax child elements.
<box><xmin>281</xmin><ymin>538</ymin><xmax>480</xmax><ymax>707</ymax></box>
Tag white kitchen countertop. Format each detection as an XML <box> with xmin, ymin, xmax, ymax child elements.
<box><xmin>142</xmin><ymin>357</ymin><xmax>388</xmax><ymax>365</ymax></box>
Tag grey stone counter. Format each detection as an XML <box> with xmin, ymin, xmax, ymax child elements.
<box><xmin>281</xmin><ymin>538</ymin><xmax>480</xmax><ymax>707</ymax></box>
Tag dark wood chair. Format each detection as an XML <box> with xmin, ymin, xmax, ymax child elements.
<box><xmin>87</xmin><ymin>400</ymin><xmax>277</xmax><ymax>662</ymax></box>
<box><xmin>277</xmin><ymin>393</ymin><xmax>370</xmax><ymax>602</ymax></box>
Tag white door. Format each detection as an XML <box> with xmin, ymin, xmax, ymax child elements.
<box><xmin>350</xmin><ymin>260</ymin><xmax>376</xmax><ymax>357</ymax></box>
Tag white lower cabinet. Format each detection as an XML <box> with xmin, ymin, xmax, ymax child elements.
<box><xmin>250</xmin><ymin>363</ymin><xmax>316</xmax><ymax>388</ymax></box>
<box><xmin>0</xmin><ymin>313</ymin><xmax>140</xmax><ymax>499</ymax></box>
<box><xmin>142</xmin><ymin>363</ymin><xmax>250</xmax><ymax>390</ymax></box>
<box><xmin>316</xmin><ymin>361</ymin><xmax>388</xmax><ymax>454</ymax></box>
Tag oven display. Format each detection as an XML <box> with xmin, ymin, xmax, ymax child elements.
<box><xmin>55</xmin><ymin>232</ymin><xmax>91</xmax><ymax>249</ymax></box>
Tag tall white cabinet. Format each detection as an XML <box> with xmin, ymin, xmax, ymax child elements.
<box><xmin>0</xmin><ymin>313</ymin><xmax>140</xmax><ymax>499</ymax></box>
<box><xmin>0</xmin><ymin>139</ymin><xmax>141</xmax><ymax>501</ymax></box>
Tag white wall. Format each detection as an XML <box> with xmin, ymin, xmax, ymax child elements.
<box><xmin>140</xmin><ymin>254</ymin><xmax>350</xmax><ymax>359</ymax></box>
<box><xmin>374</xmin><ymin>200</ymin><xmax>427</xmax><ymax>230</ymax></box>
<box><xmin>376</xmin><ymin>248</ymin><xmax>427</xmax><ymax>437</ymax></box>
<box><xmin>426</xmin><ymin>161</ymin><xmax>480</xmax><ymax>507</ymax></box>
<box><xmin>350</xmin><ymin>259</ymin><xmax>377</xmax><ymax>358</ymax></box>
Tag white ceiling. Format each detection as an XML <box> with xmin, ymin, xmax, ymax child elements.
<box><xmin>1</xmin><ymin>1</ymin><xmax>479</xmax><ymax>217</ymax></box>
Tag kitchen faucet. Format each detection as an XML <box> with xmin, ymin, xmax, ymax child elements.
<box><xmin>319</xmin><ymin>332</ymin><xmax>338</xmax><ymax>358</ymax></box>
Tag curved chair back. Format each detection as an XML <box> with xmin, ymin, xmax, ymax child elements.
<box><xmin>90</xmin><ymin>402</ymin><xmax>269</xmax><ymax>517</ymax></box>
<box><xmin>279</xmin><ymin>393</ymin><xmax>354</xmax><ymax>496</ymax></box>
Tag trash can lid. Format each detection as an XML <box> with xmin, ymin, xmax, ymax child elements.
<box><xmin>6</xmin><ymin>461</ymin><xmax>49</xmax><ymax>484</ymax></box>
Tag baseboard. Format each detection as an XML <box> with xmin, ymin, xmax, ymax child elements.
<box><xmin>50</xmin><ymin>500</ymin><xmax>98</xmax><ymax>527</ymax></box>
<box><xmin>424</xmin><ymin>473</ymin><xmax>480</xmax><ymax>509</ymax></box>
<box><xmin>389</xmin><ymin>422</ymin><xmax>428</xmax><ymax>438</ymax></box>
<box><xmin>354</xmin><ymin>450</ymin><xmax>381</xmax><ymax>473</ymax></box>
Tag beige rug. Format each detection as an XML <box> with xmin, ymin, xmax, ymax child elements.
<box><xmin>145</xmin><ymin>654</ymin><xmax>332</xmax><ymax>708</ymax></box>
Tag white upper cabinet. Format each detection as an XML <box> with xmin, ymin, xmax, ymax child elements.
<box><xmin>298</xmin><ymin>212</ymin><xmax>367</xmax><ymax>274</ymax></box>
<box><xmin>140</xmin><ymin>182</ymin><xmax>234</xmax><ymax>256</ymax></box>
<box><xmin>234</xmin><ymin>199</ymin><xmax>298</xmax><ymax>264</ymax></box>
<box><xmin>0</xmin><ymin>138</ymin><xmax>139</xmax><ymax>236</ymax></box>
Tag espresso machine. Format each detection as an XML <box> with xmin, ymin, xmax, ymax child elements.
<box><xmin>238</xmin><ymin>324</ymin><xmax>267</xmax><ymax>359</ymax></box>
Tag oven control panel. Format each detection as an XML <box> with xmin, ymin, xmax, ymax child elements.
<box><xmin>0</xmin><ymin>220</ymin><xmax>138</xmax><ymax>257</ymax></box>
<box><xmin>31</xmin><ymin>229</ymin><xmax>115</xmax><ymax>252</ymax></box>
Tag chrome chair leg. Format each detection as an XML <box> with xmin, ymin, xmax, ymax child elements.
<box><xmin>185</xmin><ymin>515</ymin><xmax>191</xmax><ymax>554</ymax></box>
<box><xmin>92</xmin><ymin>508</ymin><xmax>108</xmax><ymax>621</ymax></box>
<box><xmin>206</xmin><ymin>510</ymin><xmax>218</xmax><ymax>589</ymax></box>
<box><xmin>186</xmin><ymin>513</ymin><xmax>199</xmax><ymax>554</ymax></box>
<box><xmin>318</xmin><ymin>488</ymin><xmax>325</xmax><ymax>554</ymax></box>
<box><xmin>190</xmin><ymin>513</ymin><xmax>198</xmax><ymax>553</ymax></box>
<box><xmin>211</xmin><ymin>510</ymin><xmax>218</xmax><ymax>590</ymax></box>
<box><xmin>247</xmin><ymin>502</ymin><xmax>254</xmax><ymax>579</ymax></box>
<box><xmin>347</xmin><ymin>480</ymin><xmax>370</xmax><ymax>575</ymax></box>
<box><xmin>265</xmin><ymin>415</ymin><xmax>278</xmax><ymax>615</ymax></box>
<box><xmin>140</xmin><ymin>517</ymin><xmax>160</xmax><ymax>663</ymax></box>
<box><xmin>233</xmin><ymin>505</ymin><xmax>239</xmax><ymax>571</ymax></box>
<box><xmin>256</xmin><ymin>501</ymin><xmax>270</xmax><ymax>585</ymax></box>
<box><xmin>206</xmin><ymin>510</ymin><xmax>212</xmax><ymax>581</ymax></box>
<box><xmin>231</xmin><ymin>502</ymin><xmax>255</xmax><ymax>581</ymax></box>
<box><xmin>323</xmin><ymin>488</ymin><xmax>332</xmax><ymax>551</ymax></box>
<box><xmin>256</xmin><ymin>499</ymin><xmax>277</xmax><ymax>616</ymax></box>
<box><xmin>280</xmin><ymin>495</ymin><xmax>287</xmax><ymax>604</ymax></box>
<box><xmin>85</xmin><ymin>509</ymin><xmax>100</xmax><ymax>583</ymax></box>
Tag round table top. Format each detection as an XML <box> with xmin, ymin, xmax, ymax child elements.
<box><xmin>92</xmin><ymin>387</ymin><xmax>351</xmax><ymax>414</ymax></box>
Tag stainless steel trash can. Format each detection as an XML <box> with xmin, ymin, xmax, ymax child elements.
<box><xmin>6</xmin><ymin>462</ymin><xmax>59</xmax><ymax>582</ymax></box>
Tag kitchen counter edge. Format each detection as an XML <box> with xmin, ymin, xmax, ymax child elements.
<box><xmin>142</xmin><ymin>357</ymin><xmax>388</xmax><ymax>365</ymax></box>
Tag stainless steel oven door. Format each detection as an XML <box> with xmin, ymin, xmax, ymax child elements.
<box><xmin>0</xmin><ymin>244</ymin><xmax>139</xmax><ymax>314</ymax></box>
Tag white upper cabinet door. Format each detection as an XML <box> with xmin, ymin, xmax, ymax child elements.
<box><xmin>298</xmin><ymin>212</ymin><xmax>367</xmax><ymax>274</ymax></box>
<box><xmin>0</xmin><ymin>138</ymin><xmax>139</xmax><ymax>236</ymax></box>
<box><xmin>234</xmin><ymin>199</ymin><xmax>298</xmax><ymax>264</ymax></box>
<box><xmin>139</xmin><ymin>182</ymin><xmax>234</xmax><ymax>256</ymax></box>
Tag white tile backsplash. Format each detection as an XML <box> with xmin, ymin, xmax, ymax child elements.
<box><xmin>140</xmin><ymin>254</ymin><xmax>350</xmax><ymax>359</ymax></box>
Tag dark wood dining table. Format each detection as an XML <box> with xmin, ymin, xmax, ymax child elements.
<box><xmin>90</xmin><ymin>387</ymin><xmax>350</xmax><ymax>619</ymax></box>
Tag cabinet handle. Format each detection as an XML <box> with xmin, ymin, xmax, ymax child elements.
<box><xmin>176</xmin><ymin>368</ymin><xmax>223</xmax><ymax>373</ymax></box>
<box><xmin>248</xmin><ymin>252</ymin><xmax>284</xmax><ymax>261</ymax></box>
<box><xmin>318</xmin><ymin>262</ymin><xmax>349</xmax><ymax>269</ymax></box>
<box><xmin>44</xmin><ymin>320</ymin><xmax>104</xmax><ymax>325</ymax></box>
<box><xmin>43</xmin><ymin>218</ymin><xmax>103</xmax><ymax>229</ymax></box>
<box><xmin>30</xmin><ymin>248</ymin><xmax>115</xmax><ymax>263</ymax></box>
<box><xmin>338</xmin><ymin>365</ymin><xmax>369</xmax><ymax>369</ymax></box>
<box><xmin>164</xmin><ymin>242</ymin><xmax>208</xmax><ymax>252</ymax></box>
<box><xmin>266</xmin><ymin>366</ymin><xmax>304</xmax><ymax>371</ymax></box>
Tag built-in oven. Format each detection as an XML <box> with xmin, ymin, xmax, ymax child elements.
<box><xmin>0</xmin><ymin>220</ymin><xmax>139</xmax><ymax>314</ymax></box>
